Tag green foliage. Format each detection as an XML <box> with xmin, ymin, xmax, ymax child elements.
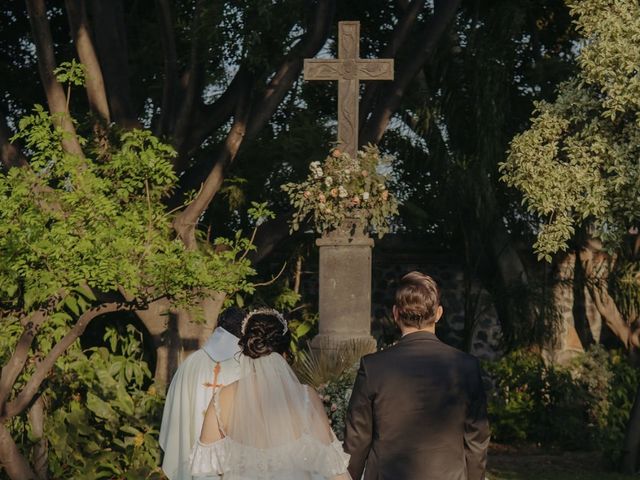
<box><xmin>500</xmin><ymin>0</ymin><xmax>640</xmax><ymax>260</ymax></box>
<box><xmin>45</xmin><ymin>325</ymin><xmax>165</xmax><ymax>479</ymax></box>
<box><xmin>282</xmin><ymin>145</ymin><xmax>399</xmax><ymax>238</ymax></box>
<box><xmin>54</xmin><ymin>59</ymin><xmax>87</xmax><ymax>87</ymax></box>
<box><xmin>288</xmin><ymin>311</ymin><xmax>318</xmax><ymax>354</ymax></box>
<box><xmin>0</xmin><ymin>97</ymin><xmax>261</xmax><ymax>476</ymax></box>
<box><xmin>0</xmin><ymin>105</ymin><xmax>256</xmax><ymax>314</ymax></box>
<box><xmin>486</xmin><ymin>348</ymin><xmax>638</xmax><ymax>458</ymax></box>
<box><xmin>294</xmin><ymin>340</ymin><xmax>374</xmax><ymax>441</ymax></box>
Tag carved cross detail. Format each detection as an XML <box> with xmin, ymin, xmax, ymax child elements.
<box><xmin>304</xmin><ymin>21</ymin><xmax>394</xmax><ymax>157</ymax></box>
<box><xmin>203</xmin><ymin>362</ymin><xmax>224</xmax><ymax>389</ymax></box>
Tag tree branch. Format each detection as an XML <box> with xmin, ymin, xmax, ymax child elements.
<box><xmin>64</xmin><ymin>0</ymin><xmax>110</xmax><ymax>123</ymax></box>
<box><xmin>173</xmin><ymin>85</ymin><xmax>252</xmax><ymax>248</ymax></box>
<box><xmin>26</xmin><ymin>0</ymin><xmax>85</xmax><ymax>157</ymax></box>
<box><xmin>172</xmin><ymin>0</ymin><xmax>335</xmax><ymax>246</ymax></box>
<box><xmin>580</xmin><ymin>247</ymin><xmax>640</xmax><ymax>350</ymax></box>
<box><xmin>88</xmin><ymin>0</ymin><xmax>138</xmax><ymax>127</ymax></box>
<box><xmin>0</xmin><ymin>311</ymin><xmax>47</xmax><ymax>415</ymax></box>
<box><xmin>360</xmin><ymin>0</ymin><xmax>461</xmax><ymax>146</ymax></box>
<box><xmin>155</xmin><ymin>0</ymin><xmax>179</xmax><ymax>137</ymax></box>
<box><xmin>2</xmin><ymin>302</ymin><xmax>131</xmax><ymax>420</ymax></box>
<box><xmin>246</xmin><ymin>0</ymin><xmax>335</xmax><ymax>139</ymax></box>
<box><xmin>359</xmin><ymin>0</ymin><xmax>426</xmax><ymax>123</ymax></box>
<box><xmin>177</xmin><ymin>65</ymin><xmax>252</xmax><ymax>164</ymax></box>
<box><xmin>173</xmin><ymin>0</ymin><xmax>207</xmax><ymax>148</ymax></box>
<box><xmin>0</xmin><ymin>423</ymin><xmax>36</xmax><ymax>480</ymax></box>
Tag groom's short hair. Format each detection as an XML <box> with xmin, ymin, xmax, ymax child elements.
<box><xmin>394</xmin><ymin>271</ymin><xmax>441</xmax><ymax>328</ymax></box>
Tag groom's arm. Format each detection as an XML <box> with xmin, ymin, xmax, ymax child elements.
<box><xmin>344</xmin><ymin>358</ymin><xmax>374</xmax><ymax>480</ymax></box>
<box><xmin>464</xmin><ymin>358</ymin><xmax>491</xmax><ymax>480</ymax></box>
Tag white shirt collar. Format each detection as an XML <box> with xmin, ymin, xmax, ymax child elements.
<box><xmin>202</xmin><ymin>327</ymin><xmax>241</xmax><ymax>362</ymax></box>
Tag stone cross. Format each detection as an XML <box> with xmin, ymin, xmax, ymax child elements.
<box><xmin>304</xmin><ymin>21</ymin><xmax>394</xmax><ymax>157</ymax></box>
<box><xmin>304</xmin><ymin>21</ymin><xmax>394</xmax><ymax>352</ymax></box>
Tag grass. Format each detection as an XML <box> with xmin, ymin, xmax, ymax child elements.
<box><xmin>487</xmin><ymin>445</ymin><xmax>638</xmax><ymax>480</ymax></box>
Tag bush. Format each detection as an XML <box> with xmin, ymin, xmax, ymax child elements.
<box><xmin>485</xmin><ymin>347</ymin><xmax>638</xmax><ymax>457</ymax></box>
<box><xmin>2</xmin><ymin>324</ymin><xmax>166</xmax><ymax>479</ymax></box>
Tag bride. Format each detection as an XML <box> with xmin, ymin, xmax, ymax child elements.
<box><xmin>189</xmin><ymin>309</ymin><xmax>352</xmax><ymax>480</ymax></box>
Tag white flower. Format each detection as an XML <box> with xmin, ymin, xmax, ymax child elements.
<box><xmin>325</xmin><ymin>176</ymin><xmax>333</xmax><ymax>187</ymax></box>
<box><xmin>309</xmin><ymin>161</ymin><xmax>323</xmax><ymax>179</ymax></box>
<box><xmin>362</xmin><ymin>192</ymin><xmax>370</xmax><ymax>201</ymax></box>
<box><xmin>338</xmin><ymin>186</ymin><xmax>348</xmax><ymax>198</ymax></box>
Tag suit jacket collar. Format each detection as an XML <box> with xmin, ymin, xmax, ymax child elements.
<box><xmin>398</xmin><ymin>330</ymin><xmax>440</xmax><ymax>344</ymax></box>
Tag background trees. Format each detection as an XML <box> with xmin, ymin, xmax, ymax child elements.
<box><xmin>501</xmin><ymin>0</ymin><xmax>640</xmax><ymax>471</ymax></box>
<box><xmin>2</xmin><ymin>0</ymin><xmax>639</xmax><ymax>477</ymax></box>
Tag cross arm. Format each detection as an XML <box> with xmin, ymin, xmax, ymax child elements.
<box><xmin>356</xmin><ymin>59</ymin><xmax>394</xmax><ymax>80</ymax></box>
<box><xmin>304</xmin><ymin>59</ymin><xmax>342</xmax><ymax>80</ymax></box>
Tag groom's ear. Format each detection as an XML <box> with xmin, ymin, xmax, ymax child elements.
<box><xmin>392</xmin><ymin>305</ymin><xmax>399</xmax><ymax>323</ymax></box>
<box><xmin>435</xmin><ymin>305</ymin><xmax>444</xmax><ymax>323</ymax></box>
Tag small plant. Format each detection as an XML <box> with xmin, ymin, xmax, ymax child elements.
<box><xmin>282</xmin><ymin>145</ymin><xmax>398</xmax><ymax>237</ymax></box>
<box><xmin>294</xmin><ymin>339</ymin><xmax>375</xmax><ymax>440</ymax></box>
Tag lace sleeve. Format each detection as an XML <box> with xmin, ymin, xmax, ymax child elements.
<box><xmin>189</xmin><ymin>437</ymin><xmax>230</xmax><ymax>476</ymax></box>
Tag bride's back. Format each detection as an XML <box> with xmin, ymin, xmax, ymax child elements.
<box><xmin>193</xmin><ymin>310</ymin><xmax>351</xmax><ymax>480</ymax></box>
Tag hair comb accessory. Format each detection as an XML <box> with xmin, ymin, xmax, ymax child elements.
<box><xmin>241</xmin><ymin>308</ymin><xmax>288</xmax><ymax>335</ymax></box>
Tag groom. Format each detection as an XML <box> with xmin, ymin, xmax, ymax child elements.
<box><xmin>344</xmin><ymin>271</ymin><xmax>490</xmax><ymax>480</ymax></box>
<box><xmin>159</xmin><ymin>307</ymin><xmax>245</xmax><ymax>480</ymax></box>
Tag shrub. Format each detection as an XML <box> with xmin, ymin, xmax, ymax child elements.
<box><xmin>45</xmin><ymin>324</ymin><xmax>165</xmax><ymax>479</ymax></box>
<box><xmin>485</xmin><ymin>347</ymin><xmax>638</xmax><ymax>457</ymax></box>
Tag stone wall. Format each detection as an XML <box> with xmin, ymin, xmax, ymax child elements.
<box><xmin>297</xmin><ymin>243</ymin><xmax>503</xmax><ymax>359</ymax></box>
<box><xmin>293</xmin><ymin>238</ymin><xmax>607</xmax><ymax>362</ymax></box>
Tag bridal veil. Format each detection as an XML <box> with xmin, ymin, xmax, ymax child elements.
<box><xmin>190</xmin><ymin>353</ymin><xmax>351</xmax><ymax>480</ymax></box>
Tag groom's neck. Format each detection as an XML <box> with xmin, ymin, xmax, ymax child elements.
<box><xmin>400</xmin><ymin>325</ymin><xmax>436</xmax><ymax>337</ymax></box>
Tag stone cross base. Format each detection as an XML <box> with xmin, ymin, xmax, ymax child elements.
<box><xmin>311</xmin><ymin>225</ymin><xmax>377</xmax><ymax>353</ymax></box>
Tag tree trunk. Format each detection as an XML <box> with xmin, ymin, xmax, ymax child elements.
<box><xmin>26</xmin><ymin>0</ymin><xmax>84</xmax><ymax>157</ymax></box>
<box><xmin>621</xmin><ymin>382</ymin><xmax>640</xmax><ymax>474</ymax></box>
<box><xmin>359</xmin><ymin>0</ymin><xmax>461</xmax><ymax>146</ymax></box>
<box><xmin>88</xmin><ymin>0</ymin><xmax>138</xmax><ymax>127</ymax></box>
<box><xmin>136</xmin><ymin>294</ymin><xmax>225</xmax><ymax>385</ymax></box>
<box><xmin>27</xmin><ymin>397</ymin><xmax>48</xmax><ymax>480</ymax></box>
<box><xmin>0</xmin><ymin>423</ymin><xmax>37</xmax><ymax>480</ymax></box>
<box><xmin>65</xmin><ymin>0</ymin><xmax>110</xmax><ymax>123</ymax></box>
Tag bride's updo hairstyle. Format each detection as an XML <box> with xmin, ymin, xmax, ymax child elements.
<box><xmin>239</xmin><ymin>309</ymin><xmax>291</xmax><ymax>359</ymax></box>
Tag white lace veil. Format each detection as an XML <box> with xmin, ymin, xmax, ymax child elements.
<box><xmin>191</xmin><ymin>352</ymin><xmax>351</xmax><ymax>480</ymax></box>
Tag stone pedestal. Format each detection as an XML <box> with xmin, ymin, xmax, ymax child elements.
<box><xmin>311</xmin><ymin>219</ymin><xmax>377</xmax><ymax>352</ymax></box>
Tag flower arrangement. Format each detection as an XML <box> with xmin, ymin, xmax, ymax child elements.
<box><xmin>316</xmin><ymin>370</ymin><xmax>357</xmax><ymax>440</ymax></box>
<box><xmin>282</xmin><ymin>145</ymin><xmax>398</xmax><ymax>237</ymax></box>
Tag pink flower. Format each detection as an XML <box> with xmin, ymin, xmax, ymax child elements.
<box><xmin>331</xmin><ymin>403</ymin><xmax>338</xmax><ymax>412</ymax></box>
<box><xmin>382</xmin><ymin>190</ymin><xmax>389</xmax><ymax>201</ymax></box>
<box><xmin>352</xmin><ymin>196</ymin><xmax>361</xmax><ymax>206</ymax></box>
<box><xmin>361</xmin><ymin>170</ymin><xmax>368</xmax><ymax>177</ymax></box>
<box><xmin>331</xmin><ymin>148</ymin><xmax>342</xmax><ymax>158</ymax></box>
<box><xmin>330</xmin><ymin>188</ymin><xmax>339</xmax><ymax>198</ymax></box>
<box><xmin>303</xmin><ymin>191</ymin><xmax>311</xmax><ymax>198</ymax></box>
<box><xmin>319</xmin><ymin>193</ymin><xmax>326</xmax><ymax>203</ymax></box>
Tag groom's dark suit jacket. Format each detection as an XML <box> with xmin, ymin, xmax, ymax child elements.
<box><xmin>344</xmin><ymin>331</ymin><xmax>490</xmax><ymax>480</ymax></box>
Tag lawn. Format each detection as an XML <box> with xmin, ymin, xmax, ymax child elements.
<box><xmin>487</xmin><ymin>445</ymin><xmax>637</xmax><ymax>480</ymax></box>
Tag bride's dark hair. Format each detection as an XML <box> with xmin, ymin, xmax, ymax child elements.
<box><xmin>239</xmin><ymin>312</ymin><xmax>291</xmax><ymax>359</ymax></box>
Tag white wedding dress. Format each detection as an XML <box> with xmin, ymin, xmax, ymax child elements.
<box><xmin>189</xmin><ymin>353</ymin><xmax>352</xmax><ymax>480</ymax></box>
